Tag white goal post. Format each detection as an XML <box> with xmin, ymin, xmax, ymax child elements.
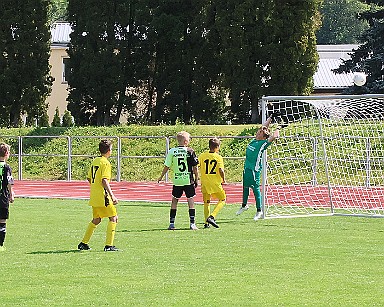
<box><xmin>260</xmin><ymin>94</ymin><xmax>384</xmax><ymax>218</ymax></box>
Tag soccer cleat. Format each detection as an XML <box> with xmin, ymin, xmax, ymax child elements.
<box><xmin>77</xmin><ymin>242</ymin><xmax>91</xmax><ymax>250</ymax></box>
<box><xmin>253</xmin><ymin>211</ymin><xmax>263</xmax><ymax>221</ymax></box>
<box><xmin>206</xmin><ymin>216</ymin><xmax>219</xmax><ymax>228</ymax></box>
<box><xmin>236</xmin><ymin>205</ymin><xmax>249</xmax><ymax>215</ymax></box>
<box><xmin>190</xmin><ymin>223</ymin><xmax>199</xmax><ymax>230</ymax></box>
<box><xmin>168</xmin><ymin>223</ymin><xmax>176</xmax><ymax>230</ymax></box>
<box><xmin>203</xmin><ymin>223</ymin><xmax>210</xmax><ymax>229</ymax></box>
<box><xmin>104</xmin><ymin>245</ymin><xmax>119</xmax><ymax>252</ymax></box>
<box><xmin>0</xmin><ymin>246</ymin><xmax>5</xmax><ymax>252</ymax></box>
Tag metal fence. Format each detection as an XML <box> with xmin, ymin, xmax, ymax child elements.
<box><xmin>2</xmin><ymin>135</ymin><xmax>254</xmax><ymax>182</ymax></box>
<box><xmin>1</xmin><ymin>135</ymin><xmax>382</xmax><ymax>186</ymax></box>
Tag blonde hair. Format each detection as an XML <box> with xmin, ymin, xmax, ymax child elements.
<box><xmin>176</xmin><ymin>131</ymin><xmax>190</xmax><ymax>145</ymax></box>
<box><xmin>0</xmin><ymin>143</ymin><xmax>10</xmax><ymax>157</ymax></box>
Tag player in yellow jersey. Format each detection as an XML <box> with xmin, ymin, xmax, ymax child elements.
<box><xmin>198</xmin><ymin>138</ymin><xmax>226</xmax><ymax>228</ymax></box>
<box><xmin>78</xmin><ymin>139</ymin><xmax>119</xmax><ymax>251</ymax></box>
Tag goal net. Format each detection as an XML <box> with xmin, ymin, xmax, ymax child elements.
<box><xmin>261</xmin><ymin>94</ymin><xmax>384</xmax><ymax>218</ymax></box>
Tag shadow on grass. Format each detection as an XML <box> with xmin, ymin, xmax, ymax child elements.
<box><xmin>117</xmin><ymin>218</ymin><xmax>245</xmax><ymax>233</ymax></box>
<box><xmin>118</xmin><ymin>227</ymin><xmax>192</xmax><ymax>233</ymax></box>
<box><xmin>27</xmin><ymin>249</ymin><xmax>80</xmax><ymax>254</ymax></box>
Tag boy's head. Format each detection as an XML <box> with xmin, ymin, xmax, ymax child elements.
<box><xmin>209</xmin><ymin>138</ymin><xmax>220</xmax><ymax>152</ymax></box>
<box><xmin>99</xmin><ymin>139</ymin><xmax>112</xmax><ymax>155</ymax></box>
<box><xmin>176</xmin><ymin>131</ymin><xmax>191</xmax><ymax>146</ymax></box>
<box><xmin>0</xmin><ymin>143</ymin><xmax>10</xmax><ymax>159</ymax></box>
<box><xmin>255</xmin><ymin>126</ymin><xmax>271</xmax><ymax>140</ymax></box>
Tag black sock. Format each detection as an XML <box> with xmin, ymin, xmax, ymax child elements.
<box><xmin>170</xmin><ymin>209</ymin><xmax>177</xmax><ymax>224</ymax></box>
<box><xmin>0</xmin><ymin>223</ymin><xmax>6</xmax><ymax>246</ymax></box>
<box><xmin>189</xmin><ymin>209</ymin><xmax>195</xmax><ymax>224</ymax></box>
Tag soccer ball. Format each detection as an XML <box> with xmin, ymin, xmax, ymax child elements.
<box><xmin>353</xmin><ymin>72</ymin><xmax>366</xmax><ymax>86</ymax></box>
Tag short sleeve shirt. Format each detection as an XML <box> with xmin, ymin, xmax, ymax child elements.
<box><xmin>198</xmin><ymin>151</ymin><xmax>224</xmax><ymax>194</ymax></box>
<box><xmin>87</xmin><ymin>156</ymin><xmax>113</xmax><ymax>207</ymax></box>
<box><xmin>244</xmin><ymin>139</ymin><xmax>272</xmax><ymax>172</ymax></box>
<box><xmin>165</xmin><ymin>146</ymin><xmax>198</xmax><ymax>186</ymax></box>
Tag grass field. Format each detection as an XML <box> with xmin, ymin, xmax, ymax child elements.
<box><xmin>1</xmin><ymin>198</ymin><xmax>383</xmax><ymax>306</ymax></box>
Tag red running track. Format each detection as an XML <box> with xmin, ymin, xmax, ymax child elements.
<box><xmin>13</xmin><ymin>180</ymin><xmax>248</xmax><ymax>204</ymax></box>
<box><xmin>12</xmin><ymin>180</ymin><xmax>384</xmax><ymax>209</ymax></box>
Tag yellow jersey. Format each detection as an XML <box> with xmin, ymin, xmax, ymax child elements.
<box><xmin>198</xmin><ymin>151</ymin><xmax>224</xmax><ymax>194</ymax></box>
<box><xmin>87</xmin><ymin>156</ymin><xmax>113</xmax><ymax>207</ymax></box>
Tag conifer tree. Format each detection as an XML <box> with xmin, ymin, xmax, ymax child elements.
<box><xmin>52</xmin><ymin>107</ymin><xmax>61</xmax><ymax>127</ymax></box>
<box><xmin>0</xmin><ymin>0</ymin><xmax>52</xmax><ymax>127</ymax></box>
<box><xmin>334</xmin><ymin>0</ymin><xmax>384</xmax><ymax>93</ymax></box>
<box><xmin>62</xmin><ymin>110</ymin><xmax>74</xmax><ymax>127</ymax></box>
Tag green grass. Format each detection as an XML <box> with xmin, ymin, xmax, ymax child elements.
<box><xmin>1</xmin><ymin>198</ymin><xmax>383</xmax><ymax>306</ymax></box>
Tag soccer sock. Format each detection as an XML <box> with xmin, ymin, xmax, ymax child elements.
<box><xmin>211</xmin><ymin>200</ymin><xmax>225</xmax><ymax>218</ymax></box>
<box><xmin>170</xmin><ymin>209</ymin><xmax>177</xmax><ymax>224</ymax></box>
<box><xmin>203</xmin><ymin>202</ymin><xmax>210</xmax><ymax>221</ymax></box>
<box><xmin>189</xmin><ymin>208</ymin><xmax>196</xmax><ymax>224</ymax></box>
<box><xmin>106</xmin><ymin>221</ymin><xmax>117</xmax><ymax>246</ymax></box>
<box><xmin>242</xmin><ymin>187</ymin><xmax>250</xmax><ymax>206</ymax></box>
<box><xmin>82</xmin><ymin>222</ymin><xmax>97</xmax><ymax>244</ymax></box>
<box><xmin>253</xmin><ymin>185</ymin><xmax>262</xmax><ymax>211</ymax></box>
<box><xmin>0</xmin><ymin>223</ymin><xmax>6</xmax><ymax>246</ymax></box>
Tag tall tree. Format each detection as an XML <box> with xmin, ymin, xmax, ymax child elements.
<box><xmin>212</xmin><ymin>0</ymin><xmax>321</xmax><ymax>123</ymax></box>
<box><xmin>317</xmin><ymin>0</ymin><xmax>369</xmax><ymax>44</ymax></box>
<box><xmin>334</xmin><ymin>0</ymin><xmax>384</xmax><ymax>93</ymax></box>
<box><xmin>67</xmin><ymin>0</ymin><xmax>152</xmax><ymax>126</ymax></box>
<box><xmin>266</xmin><ymin>0</ymin><xmax>322</xmax><ymax>97</ymax></box>
<box><xmin>147</xmin><ymin>0</ymin><xmax>224</xmax><ymax>124</ymax></box>
<box><xmin>0</xmin><ymin>0</ymin><xmax>52</xmax><ymax>127</ymax></box>
<box><xmin>49</xmin><ymin>0</ymin><xmax>68</xmax><ymax>23</ymax></box>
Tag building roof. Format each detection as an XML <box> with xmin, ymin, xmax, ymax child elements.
<box><xmin>314</xmin><ymin>45</ymin><xmax>359</xmax><ymax>90</ymax></box>
<box><xmin>49</xmin><ymin>22</ymin><xmax>358</xmax><ymax>91</ymax></box>
<box><xmin>50</xmin><ymin>22</ymin><xmax>72</xmax><ymax>46</ymax></box>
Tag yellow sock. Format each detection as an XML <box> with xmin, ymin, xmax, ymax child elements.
<box><xmin>82</xmin><ymin>222</ymin><xmax>97</xmax><ymax>244</ymax></box>
<box><xmin>204</xmin><ymin>202</ymin><xmax>210</xmax><ymax>221</ymax></box>
<box><xmin>211</xmin><ymin>200</ymin><xmax>225</xmax><ymax>218</ymax></box>
<box><xmin>106</xmin><ymin>221</ymin><xmax>117</xmax><ymax>246</ymax></box>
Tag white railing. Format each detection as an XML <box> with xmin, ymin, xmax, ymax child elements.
<box><xmin>0</xmin><ymin>135</ymin><xmax>381</xmax><ymax>185</ymax></box>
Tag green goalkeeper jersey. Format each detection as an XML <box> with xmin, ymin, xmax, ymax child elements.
<box><xmin>244</xmin><ymin>139</ymin><xmax>272</xmax><ymax>172</ymax></box>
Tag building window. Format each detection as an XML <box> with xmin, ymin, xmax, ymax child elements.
<box><xmin>62</xmin><ymin>57</ymin><xmax>70</xmax><ymax>83</ymax></box>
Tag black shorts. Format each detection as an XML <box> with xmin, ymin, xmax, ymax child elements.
<box><xmin>0</xmin><ymin>207</ymin><xmax>9</xmax><ymax>220</ymax></box>
<box><xmin>172</xmin><ymin>184</ymin><xmax>196</xmax><ymax>199</ymax></box>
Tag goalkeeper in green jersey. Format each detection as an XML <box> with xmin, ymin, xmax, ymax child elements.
<box><xmin>158</xmin><ymin>131</ymin><xmax>199</xmax><ymax>230</ymax></box>
<box><xmin>198</xmin><ymin>138</ymin><xmax>226</xmax><ymax>229</ymax></box>
<box><xmin>236</xmin><ymin>113</ymin><xmax>281</xmax><ymax>220</ymax></box>
<box><xmin>78</xmin><ymin>139</ymin><xmax>119</xmax><ymax>252</ymax></box>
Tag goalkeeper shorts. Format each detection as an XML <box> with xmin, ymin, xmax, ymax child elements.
<box><xmin>243</xmin><ymin>168</ymin><xmax>261</xmax><ymax>188</ymax></box>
